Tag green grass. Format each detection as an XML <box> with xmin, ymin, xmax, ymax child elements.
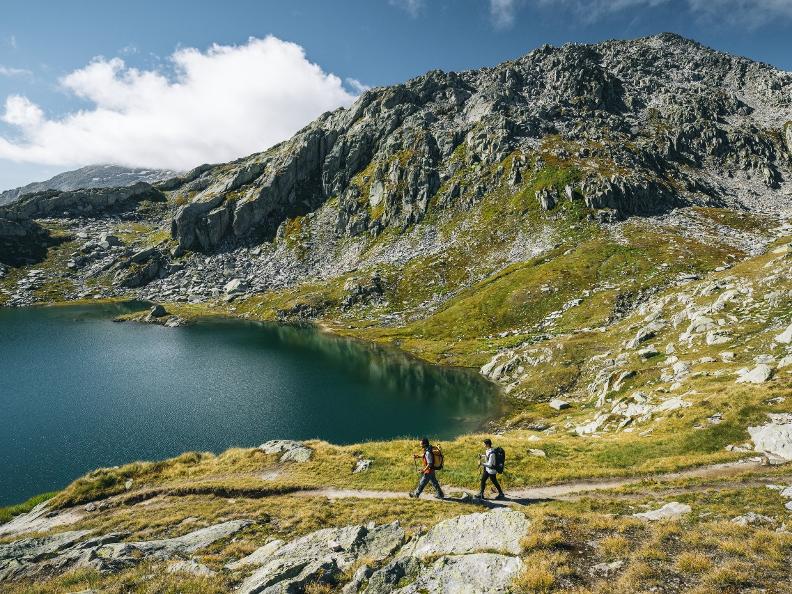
<box><xmin>0</xmin><ymin>491</ymin><xmax>58</xmax><ymax>524</ymax></box>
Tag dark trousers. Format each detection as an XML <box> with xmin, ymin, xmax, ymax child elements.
<box><xmin>479</xmin><ymin>470</ymin><xmax>504</xmax><ymax>496</ymax></box>
<box><xmin>415</xmin><ymin>471</ymin><xmax>443</xmax><ymax>497</ymax></box>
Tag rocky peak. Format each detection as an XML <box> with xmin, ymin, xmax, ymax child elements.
<box><xmin>164</xmin><ymin>34</ymin><xmax>790</xmax><ymax>254</ymax></box>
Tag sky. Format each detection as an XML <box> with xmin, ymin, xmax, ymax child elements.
<box><xmin>0</xmin><ymin>0</ymin><xmax>790</xmax><ymax>191</ymax></box>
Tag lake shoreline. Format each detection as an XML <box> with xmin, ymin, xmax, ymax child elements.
<box><xmin>0</xmin><ymin>301</ymin><xmax>500</xmax><ymax>506</ymax></box>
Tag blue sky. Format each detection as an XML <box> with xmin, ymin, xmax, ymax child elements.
<box><xmin>0</xmin><ymin>0</ymin><xmax>790</xmax><ymax>191</ymax></box>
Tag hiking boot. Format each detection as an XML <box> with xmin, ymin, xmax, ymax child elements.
<box><xmin>435</xmin><ymin>492</ymin><xmax>445</xmax><ymax>500</ymax></box>
<box><xmin>495</xmin><ymin>493</ymin><xmax>506</xmax><ymax>500</ymax></box>
<box><xmin>409</xmin><ymin>491</ymin><xmax>418</xmax><ymax>498</ymax></box>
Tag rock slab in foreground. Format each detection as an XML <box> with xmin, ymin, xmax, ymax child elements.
<box><xmin>392</xmin><ymin>553</ymin><xmax>523</xmax><ymax>594</ymax></box>
<box><xmin>237</xmin><ymin>522</ymin><xmax>405</xmax><ymax>594</ymax></box>
<box><xmin>410</xmin><ymin>508</ymin><xmax>530</xmax><ymax>558</ymax></box>
<box><xmin>0</xmin><ymin>520</ymin><xmax>249</xmax><ymax>581</ymax></box>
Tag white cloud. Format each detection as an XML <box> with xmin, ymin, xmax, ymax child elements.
<box><xmin>490</xmin><ymin>0</ymin><xmax>519</xmax><ymax>29</ymax></box>
<box><xmin>390</xmin><ymin>0</ymin><xmax>424</xmax><ymax>17</ymax></box>
<box><xmin>0</xmin><ymin>36</ymin><xmax>357</xmax><ymax>171</ymax></box>
<box><xmin>2</xmin><ymin>96</ymin><xmax>43</xmax><ymax>128</ymax></box>
<box><xmin>345</xmin><ymin>77</ymin><xmax>371</xmax><ymax>94</ymax></box>
<box><xmin>0</xmin><ymin>65</ymin><xmax>30</xmax><ymax>77</ymax></box>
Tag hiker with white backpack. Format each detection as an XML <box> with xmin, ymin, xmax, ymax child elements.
<box><xmin>477</xmin><ymin>438</ymin><xmax>506</xmax><ymax>500</ymax></box>
<box><xmin>409</xmin><ymin>437</ymin><xmax>445</xmax><ymax>499</ymax></box>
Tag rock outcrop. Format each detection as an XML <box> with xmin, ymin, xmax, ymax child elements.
<box><xmin>0</xmin><ymin>520</ymin><xmax>249</xmax><ymax>581</ymax></box>
<box><xmin>1</xmin><ymin>182</ymin><xmax>165</xmax><ymax>220</ymax></box>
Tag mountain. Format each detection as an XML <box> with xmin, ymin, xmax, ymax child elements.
<box><xmin>0</xmin><ymin>164</ymin><xmax>179</xmax><ymax>206</ymax></box>
<box><xmin>1</xmin><ymin>33</ymin><xmax>792</xmax><ymax>593</ymax></box>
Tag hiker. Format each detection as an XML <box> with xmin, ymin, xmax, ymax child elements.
<box><xmin>409</xmin><ymin>437</ymin><xmax>444</xmax><ymax>499</ymax></box>
<box><xmin>477</xmin><ymin>438</ymin><xmax>506</xmax><ymax>500</ymax></box>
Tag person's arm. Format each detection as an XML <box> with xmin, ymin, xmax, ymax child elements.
<box><xmin>485</xmin><ymin>451</ymin><xmax>496</xmax><ymax>472</ymax></box>
<box><xmin>423</xmin><ymin>450</ymin><xmax>433</xmax><ymax>472</ymax></box>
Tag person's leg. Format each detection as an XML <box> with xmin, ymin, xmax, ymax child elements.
<box><xmin>478</xmin><ymin>471</ymin><xmax>488</xmax><ymax>497</ymax></box>
<box><xmin>414</xmin><ymin>473</ymin><xmax>429</xmax><ymax>497</ymax></box>
<box><xmin>429</xmin><ymin>472</ymin><xmax>444</xmax><ymax>498</ymax></box>
<box><xmin>490</xmin><ymin>473</ymin><xmax>505</xmax><ymax>497</ymax></box>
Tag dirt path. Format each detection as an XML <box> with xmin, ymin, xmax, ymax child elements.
<box><xmin>294</xmin><ymin>459</ymin><xmax>771</xmax><ymax>506</ymax></box>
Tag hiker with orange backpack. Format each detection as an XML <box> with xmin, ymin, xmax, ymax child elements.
<box><xmin>409</xmin><ymin>437</ymin><xmax>444</xmax><ymax>499</ymax></box>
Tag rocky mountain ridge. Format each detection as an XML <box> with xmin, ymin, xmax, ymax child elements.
<box><xmin>0</xmin><ymin>165</ymin><xmax>178</xmax><ymax>206</ymax></box>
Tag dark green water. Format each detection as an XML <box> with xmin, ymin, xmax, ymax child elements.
<box><xmin>0</xmin><ymin>303</ymin><xmax>498</xmax><ymax>505</ymax></box>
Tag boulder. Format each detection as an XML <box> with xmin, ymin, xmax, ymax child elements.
<box><xmin>548</xmin><ymin>399</ymin><xmax>570</xmax><ymax>411</ymax></box>
<box><xmin>633</xmin><ymin>502</ymin><xmax>691</xmax><ymax>521</ymax></box>
<box><xmin>353</xmin><ymin>459</ymin><xmax>372</xmax><ymax>473</ymax></box>
<box><xmin>237</xmin><ymin>522</ymin><xmax>404</xmax><ymax>594</ymax></box>
<box><xmin>536</xmin><ymin>187</ymin><xmax>557</xmax><ymax>210</ymax></box>
<box><xmin>626</xmin><ymin>321</ymin><xmax>665</xmax><ymax>349</ymax></box>
<box><xmin>731</xmin><ymin>512</ymin><xmax>775</xmax><ymax>526</ymax></box>
<box><xmin>775</xmin><ymin>323</ymin><xmax>792</xmax><ymax>345</ymax></box>
<box><xmin>224</xmin><ymin>278</ymin><xmax>247</xmax><ymax>294</ymax></box>
<box><xmin>749</xmin><ymin>420</ymin><xmax>792</xmax><ymax>461</ymax></box>
<box><xmin>149</xmin><ymin>304</ymin><xmax>168</xmax><ymax>318</ymax></box>
<box><xmin>99</xmin><ymin>233</ymin><xmax>122</xmax><ymax>248</ymax></box>
<box><xmin>736</xmin><ymin>364</ymin><xmax>773</xmax><ymax>384</ymax></box>
<box><xmin>637</xmin><ymin>345</ymin><xmax>659</xmax><ymax>359</ymax></box>
<box><xmin>411</xmin><ymin>509</ymin><xmax>530</xmax><ymax>558</ymax></box>
<box><xmin>258</xmin><ymin>440</ymin><xmax>313</xmax><ymax>463</ymax></box>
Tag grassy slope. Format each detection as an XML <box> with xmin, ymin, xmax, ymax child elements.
<box><xmin>1</xmin><ymin>147</ymin><xmax>791</xmax><ymax>592</ymax></box>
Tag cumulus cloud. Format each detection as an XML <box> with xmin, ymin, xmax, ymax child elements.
<box><xmin>490</xmin><ymin>0</ymin><xmax>519</xmax><ymax>29</ymax></box>
<box><xmin>0</xmin><ymin>36</ymin><xmax>357</xmax><ymax>171</ymax></box>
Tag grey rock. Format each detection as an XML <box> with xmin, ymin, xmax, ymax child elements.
<box><xmin>737</xmin><ymin>364</ymin><xmax>773</xmax><ymax>384</ymax></box>
<box><xmin>411</xmin><ymin>509</ymin><xmax>530</xmax><ymax>558</ymax></box>
<box><xmin>749</xmin><ymin>419</ymin><xmax>792</xmax><ymax>461</ymax></box>
<box><xmin>633</xmin><ymin>502</ymin><xmax>691</xmax><ymax>521</ymax></box>
<box><xmin>775</xmin><ymin>323</ymin><xmax>792</xmax><ymax>345</ymax></box>
<box><xmin>166</xmin><ymin>559</ymin><xmax>215</xmax><ymax>576</ymax></box>
<box><xmin>1</xmin><ymin>183</ymin><xmax>164</xmax><ymax>220</ymax></box>
<box><xmin>548</xmin><ymin>399</ymin><xmax>570</xmax><ymax>411</ymax></box>
<box><xmin>364</xmin><ymin>557</ymin><xmax>420</xmax><ymax>594</ymax></box>
<box><xmin>237</xmin><ymin>522</ymin><xmax>404</xmax><ymax>594</ymax></box>
<box><xmin>0</xmin><ymin>165</ymin><xmax>176</xmax><ymax>206</ymax></box>
<box><xmin>393</xmin><ymin>553</ymin><xmax>523</xmax><ymax>594</ymax></box>
<box><xmin>536</xmin><ymin>187</ymin><xmax>557</xmax><ymax>210</ymax></box>
<box><xmin>149</xmin><ymin>304</ymin><xmax>168</xmax><ymax>318</ymax></box>
<box><xmin>259</xmin><ymin>440</ymin><xmax>313</xmax><ymax>463</ymax></box>
<box><xmin>731</xmin><ymin>512</ymin><xmax>775</xmax><ymax>526</ymax></box>
<box><xmin>224</xmin><ymin>278</ymin><xmax>247</xmax><ymax>294</ymax></box>
<box><xmin>590</xmin><ymin>559</ymin><xmax>625</xmax><ymax>575</ymax></box>
<box><xmin>353</xmin><ymin>459</ymin><xmax>373</xmax><ymax>473</ymax></box>
<box><xmin>0</xmin><ymin>520</ymin><xmax>249</xmax><ymax>581</ymax></box>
